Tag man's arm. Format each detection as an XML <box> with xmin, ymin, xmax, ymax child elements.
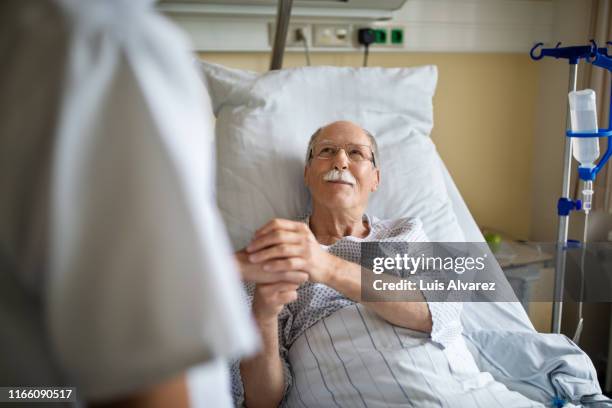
<box><xmin>240</xmin><ymin>283</ymin><xmax>297</xmax><ymax>408</ymax></box>
<box><xmin>324</xmin><ymin>256</ymin><xmax>432</xmax><ymax>333</ymax></box>
<box><xmin>240</xmin><ymin>319</ymin><xmax>285</xmax><ymax>408</ymax></box>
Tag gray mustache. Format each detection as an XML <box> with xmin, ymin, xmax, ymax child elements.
<box><xmin>323</xmin><ymin>169</ymin><xmax>356</xmax><ymax>184</ymax></box>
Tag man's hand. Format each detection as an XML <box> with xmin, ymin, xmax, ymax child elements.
<box><xmin>246</xmin><ymin>220</ymin><xmax>433</xmax><ymax>334</ymax></box>
<box><xmin>235</xmin><ymin>249</ymin><xmax>308</xmax><ymax>285</ymax></box>
<box><xmin>252</xmin><ymin>282</ymin><xmax>299</xmax><ymax>323</ymax></box>
<box><xmin>245</xmin><ymin>218</ymin><xmax>338</xmax><ymax>284</ymax></box>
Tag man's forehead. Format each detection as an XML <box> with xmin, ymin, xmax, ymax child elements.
<box><xmin>316</xmin><ymin>124</ymin><xmax>370</xmax><ymax>145</ymax></box>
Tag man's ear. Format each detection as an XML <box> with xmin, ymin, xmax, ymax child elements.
<box><xmin>371</xmin><ymin>168</ymin><xmax>380</xmax><ymax>192</ymax></box>
<box><xmin>303</xmin><ymin>165</ymin><xmax>309</xmax><ymax>187</ymax></box>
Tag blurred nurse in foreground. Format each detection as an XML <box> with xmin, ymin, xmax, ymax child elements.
<box><xmin>0</xmin><ymin>0</ymin><xmax>261</xmax><ymax>406</ymax></box>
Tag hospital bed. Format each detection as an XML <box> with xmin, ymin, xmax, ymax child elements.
<box><xmin>197</xmin><ymin>58</ymin><xmax>610</xmax><ymax>406</ymax></box>
<box><xmin>440</xmin><ymin>156</ymin><xmax>537</xmax><ymax>334</ymax></box>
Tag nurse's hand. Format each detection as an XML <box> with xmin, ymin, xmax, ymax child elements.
<box><xmin>235</xmin><ymin>249</ymin><xmax>308</xmax><ymax>285</ymax></box>
<box><xmin>252</xmin><ymin>282</ymin><xmax>298</xmax><ymax>322</ymax></box>
<box><xmin>245</xmin><ymin>218</ymin><xmax>337</xmax><ymax>284</ymax></box>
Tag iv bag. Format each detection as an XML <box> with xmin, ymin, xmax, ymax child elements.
<box><xmin>569</xmin><ymin>89</ymin><xmax>599</xmax><ymax>168</ymax></box>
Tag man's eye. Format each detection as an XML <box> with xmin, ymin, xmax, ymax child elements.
<box><xmin>349</xmin><ymin>150</ymin><xmax>365</xmax><ymax>158</ymax></box>
<box><xmin>320</xmin><ymin>147</ymin><xmax>335</xmax><ymax>155</ymax></box>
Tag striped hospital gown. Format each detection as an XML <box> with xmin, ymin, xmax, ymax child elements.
<box><xmin>231</xmin><ymin>214</ymin><xmax>542</xmax><ymax>407</ymax></box>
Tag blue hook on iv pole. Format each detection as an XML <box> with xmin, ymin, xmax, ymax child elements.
<box><xmin>529</xmin><ymin>41</ymin><xmax>594</xmax><ymax>64</ymax></box>
<box><xmin>594</xmin><ymin>41</ymin><xmax>612</xmax><ymax>58</ymax></box>
<box><xmin>565</xmin><ymin>40</ymin><xmax>612</xmax><ymax>181</ymax></box>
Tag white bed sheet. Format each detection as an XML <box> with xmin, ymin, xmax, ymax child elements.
<box><xmin>436</xmin><ymin>153</ymin><xmax>536</xmax><ymax>334</ymax></box>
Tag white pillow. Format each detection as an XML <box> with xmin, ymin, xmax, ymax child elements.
<box><xmin>199</xmin><ymin>61</ymin><xmax>465</xmax><ymax>249</ymax></box>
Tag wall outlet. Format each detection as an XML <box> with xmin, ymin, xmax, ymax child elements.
<box><xmin>269</xmin><ymin>23</ymin><xmax>311</xmax><ymax>47</ymax></box>
<box><xmin>390</xmin><ymin>27</ymin><xmax>404</xmax><ymax>45</ymax></box>
<box><xmin>313</xmin><ymin>24</ymin><xmax>351</xmax><ymax>47</ymax></box>
<box><xmin>373</xmin><ymin>28</ymin><xmax>388</xmax><ymax>44</ymax></box>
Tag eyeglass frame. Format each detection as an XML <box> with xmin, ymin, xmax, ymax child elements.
<box><xmin>307</xmin><ymin>141</ymin><xmax>377</xmax><ymax>167</ymax></box>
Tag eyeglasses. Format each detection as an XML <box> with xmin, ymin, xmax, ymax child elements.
<box><xmin>310</xmin><ymin>142</ymin><xmax>376</xmax><ymax>166</ymax></box>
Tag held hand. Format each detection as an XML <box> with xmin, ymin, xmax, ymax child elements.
<box><xmin>252</xmin><ymin>282</ymin><xmax>299</xmax><ymax>322</ymax></box>
<box><xmin>235</xmin><ymin>249</ymin><xmax>308</xmax><ymax>285</ymax></box>
<box><xmin>245</xmin><ymin>218</ymin><xmax>338</xmax><ymax>284</ymax></box>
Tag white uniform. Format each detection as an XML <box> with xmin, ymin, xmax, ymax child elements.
<box><xmin>0</xmin><ymin>0</ymin><xmax>258</xmax><ymax>405</ymax></box>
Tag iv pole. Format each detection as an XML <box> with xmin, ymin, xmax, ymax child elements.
<box><xmin>270</xmin><ymin>0</ymin><xmax>294</xmax><ymax>70</ymax></box>
<box><xmin>531</xmin><ymin>42</ymin><xmax>612</xmax><ymax>334</ymax></box>
<box><xmin>552</xmin><ymin>62</ymin><xmax>578</xmax><ymax>334</ymax></box>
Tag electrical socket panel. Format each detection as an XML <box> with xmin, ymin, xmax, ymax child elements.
<box><xmin>268</xmin><ymin>23</ymin><xmax>311</xmax><ymax>47</ymax></box>
<box><xmin>268</xmin><ymin>23</ymin><xmax>404</xmax><ymax>49</ymax></box>
<box><xmin>313</xmin><ymin>24</ymin><xmax>351</xmax><ymax>47</ymax></box>
<box><xmin>354</xmin><ymin>25</ymin><xmax>405</xmax><ymax>48</ymax></box>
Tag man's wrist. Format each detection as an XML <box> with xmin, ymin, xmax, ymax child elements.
<box><xmin>253</xmin><ymin>313</ymin><xmax>278</xmax><ymax>329</ymax></box>
<box><xmin>251</xmin><ymin>314</ymin><xmax>282</xmax><ymax>358</ymax></box>
<box><xmin>324</xmin><ymin>256</ymin><xmax>364</xmax><ymax>302</ymax></box>
<box><xmin>324</xmin><ymin>254</ymin><xmax>344</xmax><ymax>286</ymax></box>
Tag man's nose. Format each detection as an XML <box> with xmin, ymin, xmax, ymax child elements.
<box><xmin>332</xmin><ymin>149</ymin><xmax>350</xmax><ymax>170</ymax></box>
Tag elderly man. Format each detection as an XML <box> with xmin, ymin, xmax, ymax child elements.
<box><xmin>233</xmin><ymin>121</ymin><xmax>540</xmax><ymax>407</ymax></box>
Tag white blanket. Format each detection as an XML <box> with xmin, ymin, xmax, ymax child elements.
<box><xmin>285</xmin><ymin>304</ymin><xmax>543</xmax><ymax>408</ymax></box>
<box><xmin>465</xmin><ymin>331</ymin><xmax>611</xmax><ymax>407</ymax></box>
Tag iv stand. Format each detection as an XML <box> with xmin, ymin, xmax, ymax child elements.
<box><xmin>552</xmin><ymin>63</ymin><xmax>578</xmax><ymax>333</ymax></box>
<box><xmin>531</xmin><ymin>41</ymin><xmax>612</xmax><ymax>334</ymax></box>
<box><xmin>269</xmin><ymin>0</ymin><xmax>294</xmax><ymax>70</ymax></box>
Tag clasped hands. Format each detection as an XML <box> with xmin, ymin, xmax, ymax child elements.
<box><xmin>236</xmin><ymin>219</ymin><xmax>339</xmax><ymax>322</ymax></box>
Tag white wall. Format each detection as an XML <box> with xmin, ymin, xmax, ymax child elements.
<box><xmin>160</xmin><ymin>0</ymin><xmax>554</xmax><ymax>53</ymax></box>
